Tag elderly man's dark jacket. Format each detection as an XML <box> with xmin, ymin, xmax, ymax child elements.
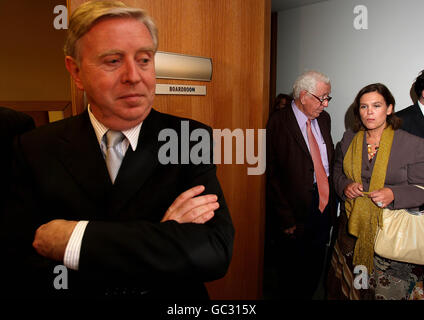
<box><xmin>266</xmin><ymin>106</ymin><xmax>337</xmax><ymax>233</ymax></box>
<box><xmin>1</xmin><ymin>108</ymin><xmax>234</xmax><ymax>299</ymax></box>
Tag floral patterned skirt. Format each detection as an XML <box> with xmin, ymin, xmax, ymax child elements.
<box><xmin>327</xmin><ymin>211</ymin><xmax>424</xmax><ymax>300</ymax></box>
<box><xmin>370</xmin><ymin>254</ymin><xmax>424</xmax><ymax>300</ymax></box>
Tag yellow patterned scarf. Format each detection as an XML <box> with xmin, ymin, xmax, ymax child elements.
<box><xmin>343</xmin><ymin>126</ymin><xmax>394</xmax><ymax>273</ymax></box>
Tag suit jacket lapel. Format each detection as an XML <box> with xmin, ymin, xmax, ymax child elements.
<box><xmin>317</xmin><ymin>113</ymin><xmax>333</xmax><ymax>165</ymax></box>
<box><xmin>109</xmin><ymin>109</ymin><xmax>160</xmax><ymax>214</ymax></box>
<box><xmin>412</xmin><ymin>103</ymin><xmax>424</xmax><ymax>136</ymax></box>
<box><xmin>58</xmin><ymin>112</ymin><xmax>111</xmax><ymax>204</ymax></box>
<box><xmin>286</xmin><ymin>106</ymin><xmax>311</xmax><ymax>157</ymax></box>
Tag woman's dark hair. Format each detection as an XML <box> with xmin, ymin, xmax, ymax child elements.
<box><xmin>414</xmin><ymin>70</ymin><xmax>424</xmax><ymax>98</ymax></box>
<box><xmin>352</xmin><ymin>83</ymin><xmax>402</xmax><ymax>132</ymax></box>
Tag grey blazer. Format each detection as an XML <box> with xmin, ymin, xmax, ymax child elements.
<box><xmin>333</xmin><ymin>129</ymin><xmax>424</xmax><ymax>212</ymax></box>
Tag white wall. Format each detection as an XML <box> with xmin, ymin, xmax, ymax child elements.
<box><xmin>276</xmin><ymin>0</ymin><xmax>424</xmax><ymax>143</ymax></box>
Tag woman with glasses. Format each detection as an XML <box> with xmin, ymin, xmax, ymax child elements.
<box><xmin>327</xmin><ymin>83</ymin><xmax>424</xmax><ymax>300</ymax></box>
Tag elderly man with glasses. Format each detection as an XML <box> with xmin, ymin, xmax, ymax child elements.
<box><xmin>266</xmin><ymin>70</ymin><xmax>337</xmax><ymax>299</ymax></box>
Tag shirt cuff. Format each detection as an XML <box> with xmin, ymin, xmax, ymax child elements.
<box><xmin>63</xmin><ymin>220</ymin><xmax>89</xmax><ymax>271</ymax></box>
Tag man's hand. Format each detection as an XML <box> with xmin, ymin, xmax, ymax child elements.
<box><xmin>32</xmin><ymin>219</ymin><xmax>77</xmax><ymax>261</ymax></box>
<box><xmin>162</xmin><ymin>185</ymin><xmax>219</xmax><ymax>224</ymax></box>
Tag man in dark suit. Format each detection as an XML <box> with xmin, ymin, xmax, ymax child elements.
<box><xmin>266</xmin><ymin>70</ymin><xmax>336</xmax><ymax>299</ymax></box>
<box><xmin>396</xmin><ymin>69</ymin><xmax>424</xmax><ymax>213</ymax></box>
<box><xmin>2</xmin><ymin>0</ymin><xmax>233</xmax><ymax>299</ymax></box>
<box><xmin>396</xmin><ymin>69</ymin><xmax>424</xmax><ymax>139</ymax></box>
<box><xmin>0</xmin><ymin>107</ymin><xmax>35</xmax><ymax>209</ymax></box>
<box><xmin>0</xmin><ymin>107</ymin><xmax>35</xmax><ymax>140</ymax></box>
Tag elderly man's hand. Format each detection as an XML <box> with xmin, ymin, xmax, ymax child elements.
<box><xmin>33</xmin><ymin>219</ymin><xmax>77</xmax><ymax>261</ymax></box>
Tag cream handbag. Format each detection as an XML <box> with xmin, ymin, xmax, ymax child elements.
<box><xmin>374</xmin><ymin>185</ymin><xmax>424</xmax><ymax>265</ymax></box>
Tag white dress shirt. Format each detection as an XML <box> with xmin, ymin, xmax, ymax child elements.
<box><xmin>418</xmin><ymin>99</ymin><xmax>424</xmax><ymax>116</ymax></box>
<box><xmin>63</xmin><ymin>106</ymin><xmax>142</xmax><ymax>270</ymax></box>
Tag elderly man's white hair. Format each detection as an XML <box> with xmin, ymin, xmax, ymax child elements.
<box><xmin>292</xmin><ymin>71</ymin><xmax>331</xmax><ymax>99</ymax></box>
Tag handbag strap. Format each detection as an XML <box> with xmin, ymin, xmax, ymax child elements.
<box><xmin>415</xmin><ymin>185</ymin><xmax>424</xmax><ymax>214</ymax></box>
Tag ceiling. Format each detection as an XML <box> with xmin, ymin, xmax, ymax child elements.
<box><xmin>271</xmin><ymin>0</ymin><xmax>329</xmax><ymax>12</ymax></box>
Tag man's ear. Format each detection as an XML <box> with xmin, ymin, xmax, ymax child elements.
<box><xmin>299</xmin><ymin>90</ymin><xmax>307</xmax><ymax>105</ymax></box>
<box><xmin>65</xmin><ymin>56</ymin><xmax>84</xmax><ymax>91</ymax></box>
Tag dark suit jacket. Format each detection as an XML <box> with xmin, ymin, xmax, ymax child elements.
<box><xmin>396</xmin><ymin>102</ymin><xmax>424</xmax><ymax>138</ymax></box>
<box><xmin>0</xmin><ymin>107</ymin><xmax>35</xmax><ymax>140</ymax></box>
<box><xmin>2</xmin><ymin>109</ymin><xmax>234</xmax><ymax>299</ymax></box>
<box><xmin>266</xmin><ymin>106</ymin><xmax>337</xmax><ymax>233</ymax></box>
<box><xmin>0</xmin><ymin>107</ymin><xmax>35</xmax><ymax>211</ymax></box>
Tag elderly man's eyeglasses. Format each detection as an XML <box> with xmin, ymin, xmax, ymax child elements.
<box><xmin>306</xmin><ymin>91</ymin><xmax>332</xmax><ymax>104</ymax></box>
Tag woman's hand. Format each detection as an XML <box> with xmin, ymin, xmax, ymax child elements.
<box><xmin>344</xmin><ymin>182</ymin><xmax>364</xmax><ymax>199</ymax></box>
<box><xmin>369</xmin><ymin>188</ymin><xmax>394</xmax><ymax>208</ymax></box>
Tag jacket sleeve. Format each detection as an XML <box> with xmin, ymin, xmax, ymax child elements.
<box><xmin>1</xmin><ymin>135</ymin><xmax>58</xmax><ymax>296</ymax></box>
<box><xmin>332</xmin><ymin>131</ymin><xmax>355</xmax><ymax>201</ymax></box>
<box><xmin>389</xmin><ymin>134</ymin><xmax>424</xmax><ymax>209</ymax></box>
<box><xmin>266</xmin><ymin>113</ymin><xmax>296</xmax><ymax>230</ymax></box>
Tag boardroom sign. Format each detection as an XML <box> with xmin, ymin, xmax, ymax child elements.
<box><xmin>155</xmin><ymin>84</ymin><xmax>207</xmax><ymax>96</ymax></box>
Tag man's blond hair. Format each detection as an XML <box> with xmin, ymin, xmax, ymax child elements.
<box><xmin>64</xmin><ymin>0</ymin><xmax>158</xmax><ymax>62</ymax></box>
